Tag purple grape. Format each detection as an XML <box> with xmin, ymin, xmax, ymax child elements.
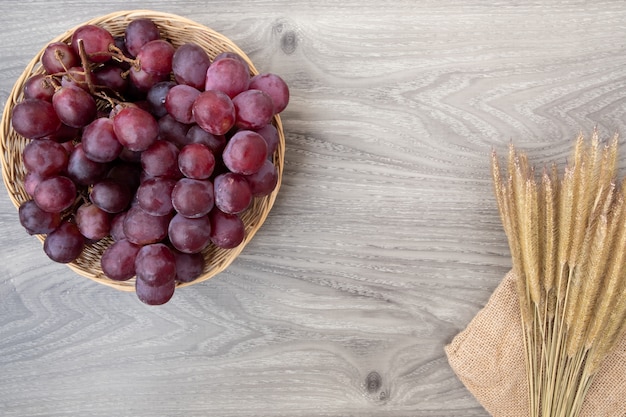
<box><xmin>136</xmin><ymin>177</ymin><xmax>177</xmax><ymax>216</ymax></box>
<box><xmin>11</xmin><ymin>99</ymin><xmax>61</xmax><ymax>139</ymax></box>
<box><xmin>42</xmin><ymin>42</ymin><xmax>79</xmax><ymax>75</ymax></box>
<box><xmin>71</xmin><ymin>24</ymin><xmax>115</xmax><ymax>63</ymax></box>
<box><xmin>101</xmin><ymin>239</ymin><xmax>141</xmax><ymax>281</ymax></box>
<box><xmin>168</xmin><ymin>213</ymin><xmax>212</xmax><ymax>254</ymax></box>
<box><xmin>93</xmin><ymin>65</ymin><xmax>128</xmax><ymax>93</ymax></box>
<box><xmin>135</xmin><ymin>275</ymin><xmax>176</xmax><ymax>305</ymax></box>
<box><xmin>172</xmin><ymin>42</ymin><xmax>211</xmax><ymax>90</ymax></box>
<box><xmin>173</xmin><ymin>250</ymin><xmax>204</xmax><ymax>283</ymax></box>
<box><xmin>107</xmin><ymin>162</ymin><xmax>142</xmax><ymax>194</ymax></box>
<box><xmin>146</xmin><ymin>81</ymin><xmax>176</xmax><ymax>117</ymax></box>
<box><xmin>124</xmin><ymin>18</ymin><xmax>161</xmax><ymax>57</ymax></box>
<box><xmin>232</xmin><ymin>89</ymin><xmax>274</xmax><ymax>130</ymax></box>
<box><xmin>178</xmin><ymin>143</ymin><xmax>215</xmax><ymax>179</ymax></box>
<box><xmin>135</xmin><ymin>243</ymin><xmax>177</xmax><ymax>286</ymax></box>
<box><xmin>34</xmin><ymin>176</ymin><xmax>76</xmax><ymax>213</ymax></box>
<box><xmin>158</xmin><ymin>113</ymin><xmax>191</xmax><ymax>147</ymax></box>
<box><xmin>22</xmin><ymin>139</ymin><xmax>69</xmax><ymax>177</ymax></box>
<box><xmin>24</xmin><ymin>171</ymin><xmax>46</xmax><ymax>197</ymax></box>
<box><xmin>82</xmin><ymin>117</ymin><xmax>123</xmax><ymax>163</ymax></box>
<box><xmin>248</xmin><ymin>73</ymin><xmax>290</xmax><ymax>114</ymax></box>
<box><xmin>254</xmin><ymin>124</ymin><xmax>280</xmax><ymax>157</ymax></box>
<box><xmin>43</xmin><ymin>123</ymin><xmax>80</xmax><ymax>144</ymax></box>
<box><xmin>136</xmin><ymin>40</ymin><xmax>175</xmax><ymax>76</ymax></box>
<box><xmin>204</xmin><ymin>57</ymin><xmax>250</xmax><ymax>98</ymax></box>
<box><xmin>192</xmin><ymin>90</ymin><xmax>235</xmax><ymax>135</ymax></box>
<box><xmin>75</xmin><ymin>202</ymin><xmax>111</xmax><ymax>241</ymax></box>
<box><xmin>245</xmin><ymin>159</ymin><xmax>279</xmax><ymax>197</ymax></box>
<box><xmin>123</xmin><ymin>206</ymin><xmax>170</xmax><ymax>245</ymax></box>
<box><xmin>213</xmin><ymin>51</ymin><xmax>250</xmax><ymax>74</ymax></box>
<box><xmin>165</xmin><ymin>84</ymin><xmax>200</xmax><ymax>124</ymax></box>
<box><xmin>52</xmin><ymin>86</ymin><xmax>97</xmax><ymax>128</ymax></box>
<box><xmin>43</xmin><ymin>221</ymin><xmax>85</xmax><ymax>263</ymax></box>
<box><xmin>113</xmin><ymin>106</ymin><xmax>159</xmax><ymax>151</ymax></box>
<box><xmin>90</xmin><ymin>179</ymin><xmax>132</xmax><ymax>213</ymax></box>
<box><xmin>185</xmin><ymin>125</ymin><xmax>226</xmax><ymax>154</ymax></box>
<box><xmin>141</xmin><ymin>140</ymin><xmax>181</xmax><ymax>178</ymax></box>
<box><xmin>222</xmin><ymin>130</ymin><xmax>268</xmax><ymax>175</ymax></box>
<box><xmin>213</xmin><ymin>172</ymin><xmax>252</xmax><ymax>214</ymax></box>
<box><xmin>171</xmin><ymin>178</ymin><xmax>214</xmax><ymax>218</ymax></box>
<box><xmin>110</xmin><ymin>211</ymin><xmax>127</xmax><ymax>241</ymax></box>
<box><xmin>60</xmin><ymin>66</ymin><xmax>88</xmax><ymax>91</ymax></box>
<box><xmin>209</xmin><ymin>208</ymin><xmax>245</xmax><ymax>249</ymax></box>
<box><xmin>18</xmin><ymin>200</ymin><xmax>62</xmax><ymax>235</ymax></box>
<box><xmin>128</xmin><ymin>66</ymin><xmax>169</xmax><ymax>92</ymax></box>
<box><xmin>23</xmin><ymin>74</ymin><xmax>56</xmax><ymax>101</ymax></box>
<box><xmin>67</xmin><ymin>144</ymin><xmax>109</xmax><ymax>186</ymax></box>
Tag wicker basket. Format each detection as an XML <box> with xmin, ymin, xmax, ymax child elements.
<box><xmin>0</xmin><ymin>10</ymin><xmax>285</xmax><ymax>292</ymax></box>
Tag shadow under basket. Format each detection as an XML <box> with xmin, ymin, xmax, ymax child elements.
<box><xmin>0</xmin><ymin>10</ymin><xmax>285</xmax><ymax>292</ymax></box>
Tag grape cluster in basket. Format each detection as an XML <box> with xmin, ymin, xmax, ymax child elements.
<box><xmin>11</xmin><ymin>18</ymin><xmax>289</xmax><ymax>305</ymax></box>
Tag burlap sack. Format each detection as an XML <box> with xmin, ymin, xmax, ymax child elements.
<box><xmin>445</xmin><ymin>270</ymin><xmax>626</xmax><ymax>417</ymax></box>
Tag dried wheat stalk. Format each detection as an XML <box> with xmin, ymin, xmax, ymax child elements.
<box><xmin>491</xmin><ymin>131</ymin><xmax>626</xmax><ymax>417</ymax></box>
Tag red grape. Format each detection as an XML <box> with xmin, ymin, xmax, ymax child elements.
<box><xmin>67</xmin><ymin>144</ymin><xmax>109</xmax><ymax>186</ymax></box>
<box><xmin>34</xmin><ymin>176</ymin><xmax>76</xmax><ymax>213</ymax></box>
<box><xmin>124</xmin><ymin>18</ymin><xmax>161</xmax><ymax>57</ymax></box>
<box><xmin>245</xmin><ymin>159</ymin><xmax>279</xmax><ymax>197</ymax></box>
<box><xmin>136</xmin><ymin>40</ymin><xmax>175</xmax><ymax>76</ymax></box>
<box><xmin>172</xmin><ymin>42</ymin><xmax>211</xmax><ymax>90</ymax></box>
<box><xmin>168</xmin><ymin>213</ymin><xmax>212</xmax><ymax>254</ymax></box>
<box><xmin>213</xmin><ymin>172</ymin><xmax>252</xmax><ymax>214</ymax></box>
<box><xmin>42</xmin><ymin>42</ymin><xmax>79</xmax><ymax>75</ymax></box>
<box><xmin>12</xmin><ymin>99</ymin><xmax>61</xmax><ymax>139</ymax></box>
<box><xmin>23</xmin><ymin>74</ymin><xmax>55</xmax><ymax>101</ymax></box>
<box><xmin>82</xmin><ymin>117</ymin><xmax>123</xmax><ymax>163</ymax></box>
<box><xmin>178</xmin><ymin>143</ymin><xmax>215</xmax><ymax>179</ymax></box>
<box><xmin>75</xmin><ymin>202</ymin><xmax>111</xmax><ymax>240</ymax></box>
<box><xmin>232</xmin><ymin>89</ymin><xmax>274</xmax><ymax>130</ymax></box>
<box><xmin>135</xmin><ymin>243</ymin><xmax>177</xmax><ymax>286</ymax></box>
<box><xmin>204</xmin><ymin>57</ymin><xmax>249</xmax><ymax>98</ymax></box>
<box><xmin>123</xmin><ymin>206</ymin><xmax>170</xmax><ymax>245</ymax></box>
<box><xmin>158</xmin><ymin>113</ymin><xmax>191</xmax><ymax>147</ymax></box>
<box><xmin>192</xmin><ymin>90</ymin><xmax>235</xmax><ymax>135</ymax></box>
<box><xmin>213</xmin><ymin>51</ymin><xmax>249</xmax><ymax>73</ymax></box>
<box><xmin>248</xmin><ymin>73</ymin><xmax>290</xmax><ymax>114</ymax></box>
<box><xmin>165</xmin><ymin>84</ymin><xmax>200</xmax><ymax>124</ymax></box>
<box><xmin>141</xmin><ymin>140</ymin><xmax>181</xmax><ymax>178</ymax></box>
<box><xmin>110</xmin><ymin>211</ymin><xmax>128</xmax><ymax>241</ymax></box>
<box><xmin>254</xmin><ymin>124</ymin><xmax>280</xmax><ymax>157</ymax></box>
<box><xmin>43</xmin><ymin>221</ymin><xmax>85</xmax><ymax>263</ymax></box>
<box><xmin>52</xmin><ymin>86</ymin><xmax>97</xmax><ymax>128</ymax></box>
<box><xmin>147</xmin><ymin>81</ymin><xmax>176</xmax><ymax>117</ymax></box>
<box><xmin>71</xmin><ymin>24</ymin><xmax>115</xmax><ymax>63</ymax></box>
<box><xmin>22</xmin><ymin>139</ymin><xmax>69</xmax><ymax>177</ymax></box>
<box><xmin>18</xmin><ymin>200</ymin><xmax>62</xmax><ymax>235</ymax></box>
<box><xmin>101</xmin><ymin>239</ymin><xmax>141</xmax><ymax>281</ymax></box>
<box><xmin>173</xmin><ymin>250</ymin><xmax>204</xmax><ymax>283</ymax></box>
<box><xmin>90</xmin><ymin>179</ymin><xmax>132</xmax><ymax>213</ymax></box>
<box><xmin>171</xmin><ymin>178</ymin><xmax>214</xmax><ymax>218</ymax></box>
<box><xmin>209</xmin><ymin>208</ymin><xmax>245</xmax><ymax>249</ymax></box>
<box><xmin>113</xmin><ymin>106</ymin><xmax>159</xmax><ymax>151</ymax></box>
<box><xmin>93</xmin><ymin>65</ymin><xmax>128</xmax><ymax>94</ymax></box>
<box><xmin>136</xmin><ymin>177</ymin><xmax>177</xmax><ymax>216</ymax></box>
<box><xmin>222</xmin><ymin>130</ymin><xmax>268</xmax><ymax>175</ymax></box>
<box><xmin>135</xmin><ymin>275</ymin><xmax>176</xmax><ymax>305</ymax></box>
<box><xmin>185</xmin><ymin>125</ymin><xmax>226</xmax><ymax>154</ymax></box>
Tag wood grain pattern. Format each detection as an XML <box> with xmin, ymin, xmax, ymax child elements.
<box><xmin>1</xmin><ymin>1</ymin><xmax>626</xmax><ymax>416</ymax></box>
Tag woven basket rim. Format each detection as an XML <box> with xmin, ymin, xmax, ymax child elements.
<box><xmin>0</xmin><ymin>10</ymin><xmax>285</xmax><ymax>292</ymax></box>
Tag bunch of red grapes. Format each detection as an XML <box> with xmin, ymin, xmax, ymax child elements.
<box><xmin>11</xmin><ymin>18</ymin><xmax>289</xmax><ymax>305</ymax></box>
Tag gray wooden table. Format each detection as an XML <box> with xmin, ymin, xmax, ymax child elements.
<box><xmin>1</xmin><ymin>1</ymin><xmax>625</xmax><ymax>416</ymax></box>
